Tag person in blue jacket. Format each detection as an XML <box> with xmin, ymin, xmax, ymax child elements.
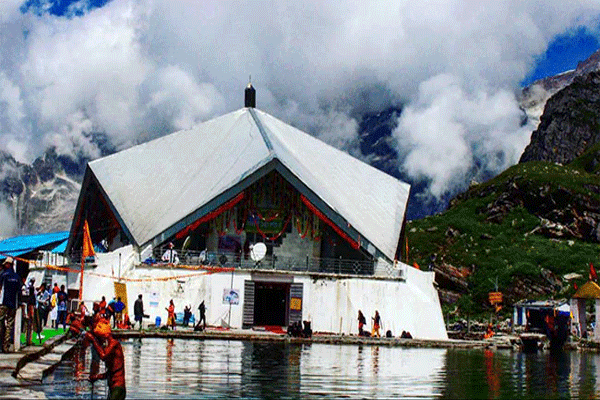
<box><xmin>114</xmin><ymin>297</ymin><xmax>126</xmax><ymax>328</ymax></box>
<box><xmin>0</xmin><ymin>257</ymin><xmax>23</xmax><ymax>352</ymax></box>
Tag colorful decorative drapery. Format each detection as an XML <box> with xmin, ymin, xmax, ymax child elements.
<box><xmin>175</xmin><ymin>192</ymin><xmax>245</xmax><ymax>240</ymax></box>
<box><xmin>253</xmin><ymin>213</ymin><xmax>292</xmax><ymax>241</ymax></box>
<box><xmin>300</xmin><ymin>195</ymin><xmax>360</xmax><ymax>250</ymax></box>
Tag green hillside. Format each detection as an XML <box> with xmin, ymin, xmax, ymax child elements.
<box><xmin>406</xmin><ymin>143</ymin><xmax>600</xmax><ymax>316</ymax></box>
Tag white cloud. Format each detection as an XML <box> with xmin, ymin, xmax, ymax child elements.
<box><xmin>0</xmin><ymin>0</ymin><xmax>599</xmax><ymax>201</ymax></box>
<box><xmin>394</xmin><ymin>74</ymin><xmax>534</xmax><ymax>197</ymax></box>
<box><xmin>0</xmin><ymin>201</ymin><xmax>17</xmax><ymax>239</ymax></box>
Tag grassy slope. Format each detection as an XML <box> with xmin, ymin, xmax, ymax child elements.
<box><xmin>406</xmin><ymin>143</ymin><xmax>600</xmax><ymax>315</ymax></box>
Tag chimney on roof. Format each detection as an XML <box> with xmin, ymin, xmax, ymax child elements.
<box><xmin>245</xmin><ymin>78</ymin><xmax>256</xmax><ymax>108</ymax></box>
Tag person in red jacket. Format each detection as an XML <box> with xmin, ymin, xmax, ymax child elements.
<box><xmin>86</xmin><ymin>319</ymin><xmax>126</xmax><ymax>399</ymax></box>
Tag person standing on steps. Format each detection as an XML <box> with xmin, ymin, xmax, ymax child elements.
<box><xmin>0</xmin><ymin>258</ymin><xmax>21</xmax><ymax>352</ymax></box>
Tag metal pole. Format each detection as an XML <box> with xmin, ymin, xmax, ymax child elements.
<box><xmin>79</xmin><ymin>256</ymin><xmax>84</xmax><ymax>301</ymax></box>
<box><xmin>118</xmin><ymin>253</ymin><xmax>121</xmax><ymax>281</ymax></box>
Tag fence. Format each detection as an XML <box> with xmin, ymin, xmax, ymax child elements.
<box><xmin>151</xmin><ymin>247</ymin><xmax>379</xmax><ymax>276</ymax></box>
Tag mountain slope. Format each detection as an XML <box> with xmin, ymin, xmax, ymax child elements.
<box><xmin>407</xmin><ymin>143</ymin><xmax>600</xmax><ymax>313</ymax></box>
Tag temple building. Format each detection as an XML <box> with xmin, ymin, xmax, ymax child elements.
<box><xmin>59</xmin><ymin>84</ymin><xmax>447</xmax><ymax>339</ymax></box>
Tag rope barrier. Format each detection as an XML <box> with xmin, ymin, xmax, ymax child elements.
<box><xmin>10</xmin><ymin>249</ymin><xmax>235</xmax><ymax>283</ymax></box>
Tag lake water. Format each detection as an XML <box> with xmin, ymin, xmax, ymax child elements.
<box><xmin>13</xmin><ymin>338</ymin><xmax>600</xmax><ymax>398</ymax></box>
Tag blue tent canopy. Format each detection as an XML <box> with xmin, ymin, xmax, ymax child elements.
<box><xmin>0</xmin><ymin>231</ymin><xmax>69</xmax><ymax>260</ymax></box>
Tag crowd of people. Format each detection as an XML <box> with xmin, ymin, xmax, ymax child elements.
<box><xmin>0</xmin><ymin>257</ymin><xmax>74</xmax><ymax>351</ymax></box>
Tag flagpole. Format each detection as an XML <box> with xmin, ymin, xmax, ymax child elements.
<box><xmin>80</xmin><ymin>219</ymin><xmax>96</xmax><ymax>303</ymax></box>
<box><xmin>79</xmin><ymin>255</ymin><xmax>84</xmax><ymax>302</ymax></box>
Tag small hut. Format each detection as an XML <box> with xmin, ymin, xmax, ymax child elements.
<box><xmin>571</xmin><ymin>281</ymin><xmax>600</xmax><ymax>340</ymax></box>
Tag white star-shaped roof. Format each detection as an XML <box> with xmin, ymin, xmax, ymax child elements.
<box><xmin>87</xmin><ymin>108</ymin><xmax>410</xmax><ymax>261</ymax></box>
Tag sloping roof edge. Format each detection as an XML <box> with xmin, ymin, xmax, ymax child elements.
<box><xmin>573</xmin><ymin>280</ymin><xmax>600</xmax><ymax>299</ymax></box>
<box><xmin>67</xmin><ymin>167</ymin><xmax>136</xmax><ymax>254</ymax></box>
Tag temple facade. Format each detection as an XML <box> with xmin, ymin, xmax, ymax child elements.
<box><xmin>58</xmin><ymin>86</ymin><xmax>447</xmax><ymax>339</ymax></box>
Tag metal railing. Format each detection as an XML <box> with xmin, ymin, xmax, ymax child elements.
<box><xmin>63</xmin><ymin>247</ymin><xmax>405</xmax><ymax>278</ymax></box>
<box><xmin>150</xmin><ymin>247</ymin><xmax>377</xmax><ymax>276</ymax></box>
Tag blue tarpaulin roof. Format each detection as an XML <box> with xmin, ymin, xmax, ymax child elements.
<box><xmin>0</xmin><ymin>231</ymin><xmax>69</xmax><ymax>259</ymax></box>
<box><xmin>51</xmin><ymin>240</ymin><xmax>67</xmax><ymax>254</ymax></box>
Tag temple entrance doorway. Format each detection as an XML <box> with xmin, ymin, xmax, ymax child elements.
<box><xmin>254</xmin><ymin>282</ymin><xmax>289</xmax><ymax>327</ymax></box>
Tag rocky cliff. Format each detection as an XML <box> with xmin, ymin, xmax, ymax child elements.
<box><xmin>519</xmin><ymin>49</ymin><xmax>600</xmax><ymax>129</ymax></box>
<box><xmin>520</xmin><ymin>71</ymin><xmax>600</xmax><ymax>164</ymax></box>
<box><xmin>0</xmin><ymin>148</ymin><xmax>81</xmax><ymax>237</ymax></box>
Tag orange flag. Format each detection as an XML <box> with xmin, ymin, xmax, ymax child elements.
<box><xmin>413</xmin><ymin>262</ymin><xmax>420</xmax><ymax>270</ymax></box>
<box><xmin>590</xmin><ymin>263</ymin><xmax>598</xmax><ymax>281</ymax></box>
<box><xmin>82</xmin><ymin>220</ymin><xmax>95</xmax><ymax>258</ymax></box>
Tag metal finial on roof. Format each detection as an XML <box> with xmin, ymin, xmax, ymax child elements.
<box><xmin>245</xmin><ymin>77</ymin><xmax>256</xmax><ymax>108</ymax></box>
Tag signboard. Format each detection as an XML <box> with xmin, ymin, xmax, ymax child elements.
<box><xmin>149</xmin><ymin>291</ymin><xmax>160</xmax><ymax>307</ymax></box>
<box><xmin>223</xmin><ymin>288</ymin><xmax>240</xmax><ymax>305</ymax></box>
<box><xmin>245</xmin><ymin>211</ymin><xmax>284</xmax><ymax>233</ymax></box>
<box><xmin>290</xmin><ymin>297</ymin><xmax>302</xmax><ymax>311</ymax></box>
<box><xmin>114</xmin><ymin>282</ymin><xmax>128</xmax><ymax>311</ymax></box>
<box><xmin>489</xmin><ymin>292</ymin><xmax>503</xmax><ymax>305</ymax></box>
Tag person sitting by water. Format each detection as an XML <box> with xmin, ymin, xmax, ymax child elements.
<box><xmin>483</xmin><ymin>323</ymin><xmax>494</xmax><ymax>339</ymax></box>
<box><xmin>161</xmin><ymin>242</ymin><xmax>180</xmax><ymax>265</ymax></box>
<box><xmin>302</xmin><ymin>321</ymin><xmax>312</xmax><ymax>338</ymax></box>
<box><xmin>118</xmin><ymin>313</ymin><xmax>132</xmax><ymax>330</ymax></box>
<box><xmin>86</xmin><ymin>319</ymin><xmax>126</xmax><ymax>400</ymax></box>
<box><xmin>287</xmin><ymin>321</ymin><xmax>302</xmax><ymax>337</ymax></box>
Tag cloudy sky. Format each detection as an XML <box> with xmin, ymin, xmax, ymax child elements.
<box><xmin>1</xmin><ymin>0</ymin><xmax>600</xmax><ymax>202</ymax></box>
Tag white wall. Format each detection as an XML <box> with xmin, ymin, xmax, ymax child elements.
<box><xmin>296</xmin><ymin>266</ymin><xmax>447</xmax><ymax>340</ymax></box>
<box><xmin>82</xmin><ymin>248</ymin><xmax>447</xmax><ymax>340</ymax></box>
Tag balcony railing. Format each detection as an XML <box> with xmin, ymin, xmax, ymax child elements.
<box><xmin>65</xmin><ymin>246</ymin><xmax>404</xmax><ymax>278</ymax></box>
<box><xmin>151</xmin><ymin>247</ymin><xmax>378</xmax><ymax>276</ymax></box>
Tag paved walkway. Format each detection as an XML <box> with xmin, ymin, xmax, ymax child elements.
<box><xmin>0</xmin><ymin>335</ymin><xmax>69</xmax><ymax>399</ymax></box>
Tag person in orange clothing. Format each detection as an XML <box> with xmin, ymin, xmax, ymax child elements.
<box><xmin>85</xmin><ymin>319</ymin><xmax>126</xmax><ymax>400</ymax></box>
<box><xmin>371</xmin><ymin>310</ymin><xmax>381</xmax><ymax>338</ymax></box>
<box><xmin>484</xmin><ymin>323</ymin><xmax>494</xmax><ymax>339</ymax></box>
<box><xmin>165</xmin><ymin>299</ymin><xmax>176</xmax><ymax>330</ymax></box>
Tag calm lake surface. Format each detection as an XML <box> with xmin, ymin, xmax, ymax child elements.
<box><xmin>14</xmin><ymin>338</ymin><xmax>600</xmax><ymax>399</ymax></box>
